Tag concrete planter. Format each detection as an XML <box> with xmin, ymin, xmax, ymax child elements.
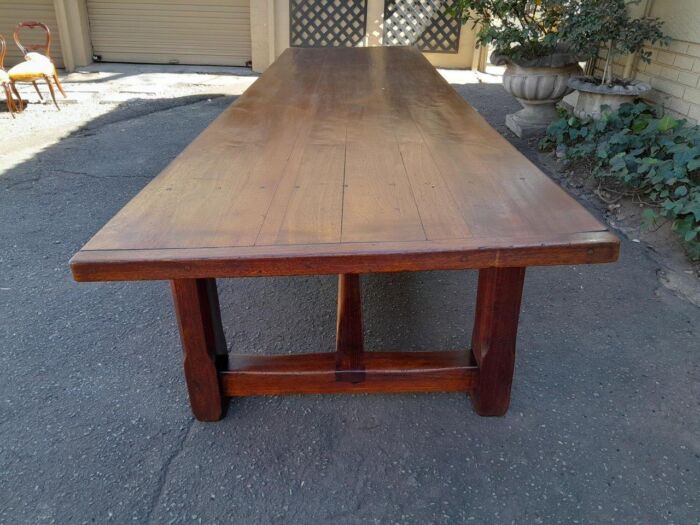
<box><xmin>491</xmin><ymin>50</ymin><xmax>582</xmax><ymax>138</ymax></box>
<box><xmin>568</xmin><ymin>77</ymin><xmax>651</xmax><ymax>119</ymax></box>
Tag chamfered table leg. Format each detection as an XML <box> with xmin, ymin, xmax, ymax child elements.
<box><xmin>171</xmin><ymin>278</ymin><xmax>228</xmax><ymax>422</ymax></box>
<box><xmin>336</xmin><ymin>273</ymin><xmax>365</xmax><ymax>383</ymax></box>
<box><xmin>470</xmin><ymin>267</ymin><xmax>526</xmax><ymax>416</ymax></box>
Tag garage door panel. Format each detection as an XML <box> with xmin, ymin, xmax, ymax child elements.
<box><xmin>87</xmin><ymin>0</ymin><xmax>251</xmax><ymax>66</ymax></box>
<box><xmin>89</xmin><ymin>52</ymin><xmax>250</xmax><ymax>67</ymax></box>
<box><xmin>89</xmin><ymin>44</ymin><xmax>252</xmax><ymax>55</ymax></box>
<box><xmin>89</xmin><ymin>6</ymin><xmax>250</xmax><ymax>16</ymax></box>
<box><xmin>88</xmin><ymin>26</ymin><xmax>251</xmax><ymax>36</ymax></box>
<box><xmin>88</xmin><ymin>21</ymin><xmax>252</xmax><ymax>31</ymax></box>
<box><xmin>105</xmin><ymin>0</ymin><xmax>248</xmax><ymax>5</ymax></box>
<box><xmin>87</xmin><ymin>34</ymin><xmax>253</xmax><ymax>43</ymax></box>
<box><xmin>88</xmin><ymin>10</ymin><xmax>250</xmax><ymax>19</ymax></box>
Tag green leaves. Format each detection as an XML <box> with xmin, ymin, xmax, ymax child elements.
<box><xmin>449</xmin><ymin>0</ymin><xmax>568</xmax><ymax>61</ymax></box>
<box><xmin>657</xmin><ymin>115</ymin><xmax>680</xmax><ymax>133</ymax></box>
<box><xmin>641</xmin><ymin>207</ymin><xmax>661</xmax><ymax>230</ymax></box>
<box><xmin>672</xmin><ymin>215</ymin><xmax>699</xmax><ymax>242</ymax></box>
<box><xmin>631</xmin><ymin>117</ymin><xmax>650</xmax><ymax>133</ymax></box>
<box><xmin>541</xmin><ymin>101</ymin><xmax>700</xmax><ymax>259</ymax></box>
<box><xmin>675</xmin><ymin>186</ymin><xmax>689</xmax><ymax>197</ymax></box>
<box><xmin>449</xmin><ymin>0</ymin><xmax>668</xmax><ymax>75</ymax></box>
<box><xmin>557</xmin><ymin>0</ymin><xmax>668</xmax><ymax>76</ymax></box>
<box><xmin>641</xmin><ymin>208</ymin><xmax>658</xmax><ymax>221</ymax></box>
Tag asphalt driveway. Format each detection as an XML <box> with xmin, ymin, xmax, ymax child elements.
<box><xmin>0</xmin><ymin>79</ymin><xmax>698</xmax><ymax>524</ymax></box>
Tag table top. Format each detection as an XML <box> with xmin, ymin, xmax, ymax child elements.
<box><xmin>71</xmin><ymin>47</ymin><xmax>618</xmax><ymax>282</ymax></box>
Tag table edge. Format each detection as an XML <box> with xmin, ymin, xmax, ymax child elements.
<box><xmin>70</xmin><ymin>231</ymin><xmax>620</xmax><ymax>282</ymax></box>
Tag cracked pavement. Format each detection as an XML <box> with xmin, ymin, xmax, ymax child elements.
<box><xmin>1</xmin><ymin>66</ymin><xmax>698</xmax><ymax>524</ymax></box>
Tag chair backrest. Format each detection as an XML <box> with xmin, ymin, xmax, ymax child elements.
<box><xmin>14</xmin><ymin>21</ymin><xmax>52</xmax><ymax>60</ymax></box>
<box><xmin>0</xmin><ymin>34</ymin><xmax>6</xmax><ymax>70</ymax></box>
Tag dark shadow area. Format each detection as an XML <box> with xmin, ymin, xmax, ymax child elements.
<box><xmin>0</xmin><ymin>86</ymin><xmax>698</xmax><ymax>524</ymax></box>
<box><xmin>1</xmin><ymin>98</ymin><xmax>12</xmax><ymax>115</ymax></box>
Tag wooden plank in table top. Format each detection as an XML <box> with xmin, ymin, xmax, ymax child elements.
<box><xmin>382</xmin><ymin>49</ymin><xmax>597</xmax><ymax>237</ymax></box>
<box><xmin>255</xmin><ymin>53</ymin><xmax>346</xmax><ymax>245</ymax></box>
<box><xmin>84</xmin><ymin>49</ymin><xmax>329</xmax><ymax>250</ymax></box>
<box><xmin>340</xmin><ymin>49</ymin><xmax>425</xmax><ymax>243</ymax></box>
<box><xmin>74</xmin><ymin>46</ymin><xmax>618</xmax><ymax>280</ymax></box>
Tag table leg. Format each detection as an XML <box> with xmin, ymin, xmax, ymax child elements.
<box><xmin>470</xmin><ymin>267</ymin><xmax>526</xmax><ymax>416</ymax></box>
<box><xmin>171</xmin><ymin>278</ymin><xmax>228</xmax><ymax>421</ymax></box>
<box><xmin>335</xmin><ymin>273</ymin><xmax>365</xmax><ymax>383</ymax></box>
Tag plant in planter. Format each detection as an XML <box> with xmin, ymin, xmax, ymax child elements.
<box><xmin>450</xmin><ymin>0</ymin><xmax>582</xmax><ymax>138</ymax></box>
<box><xmin>559</xmin><ymin>0</ymin><xmax>668</xmax><ymax>119</ymax></box>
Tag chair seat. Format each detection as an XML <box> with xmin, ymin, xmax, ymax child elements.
<box><xmin>25</xmin><ymin>52</ymin><xmax>52</xmax><ymax>62</ymax></box>
<box><xmin>8</xmin><ymin>55</ymin><xmax>55</xmax><ymax>81</ymax></box>
<box><xmin>0</xmin><ymin>69</ymin><xmax>9</xmax><ymax>83</ymax></box>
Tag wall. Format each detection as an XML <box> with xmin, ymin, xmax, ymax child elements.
<box><xmin>635</xmin><ymin>0</ymin><xmax>700</xmax><ymax>122</ymax></box>
<box><xmin>635</xmin><ymin>40</ymin><xmax>700</xmax><ymax>122</ymax></box>
<box><xmin>594</xmin><ymin>0</ymin><xmax>700</xmax><ymax>123</ymax></box>
<box><xmin>54</xmin><ymin>0</ymin><xmax>92</xmax><ymax>71</ymax></box>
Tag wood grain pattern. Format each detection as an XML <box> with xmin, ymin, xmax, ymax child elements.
<box><xmin>171</xmin><ymin>279</ymin><xmax>227</xmax><ymax>421</ymax></box>
<box><xmin>470</xmin><ymin>267</ymin><xmax>526</xmax><ymax>416</ymax></box>
<box><xmin>335</xmin><ymin>274</ymin><xmax>365</xmax><ymax>383</ymax></box>
<box><xmin>220</xmin><ymin>351</ymin><xmax>478</xmax><ymax>396</ymax></box>
<box><xmin>71</xmin><ymin>231</ymin><xmax>618</xmax><ymax>281</ymax></box>
<box><xmin>71</xmin><ymin>47</ymin><xmax>618</xmax><ymax>282</ymax></box>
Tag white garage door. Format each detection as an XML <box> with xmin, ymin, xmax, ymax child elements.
<box><xmin>0</xmin><ymin>0</ymin><xmax>64</xmax><ymax>68</ymax></box>
<box><xmin>87</xmin><ymin>0</ymin><xmax>251</xmax><ymax>66</ymax></box>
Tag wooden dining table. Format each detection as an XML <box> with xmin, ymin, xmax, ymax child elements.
<box><xmin>70</xmin><ymin>46</ymin><xmax>619</xmax><ymax>422</ymax></box>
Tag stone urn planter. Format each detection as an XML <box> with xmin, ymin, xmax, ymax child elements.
<box><xmin>492</xmin><ymin>49</ymin><xmax>582</xmax><ymax>138</ymax></box>
<box><xmin>568</xmin><ymin>77</ymin><xmax>651</xmax><ymax>119</ymax></box>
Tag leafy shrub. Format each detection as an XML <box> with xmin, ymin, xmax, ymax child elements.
<box><xmin>449</xmin><ymin>0</ymin><xmax>570</xmax><ymax>62</ymax></box>
<box><xmin>449</xmin><ymin>0</ymin><xmax>668</xmax><ymax>71</ymax></box>
<box><xmin>558</xmin><ymin>0</ymin><xmax>668</xmax><ymax>84</ymax></box>
<box><xmin>540</xmin><ymin>102</ymin><xmax>700</xmax><ymax>259</ymax></box>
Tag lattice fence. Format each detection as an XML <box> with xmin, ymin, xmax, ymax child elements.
<box><xmin>383</xmin><ymin>0</ymin><xmax>462</xmax><ymax>54</ymax></box>
<box><xmin>289</xmin><ymin>0</ymin><xmax>368</xmax><ymax>48</ymax></box>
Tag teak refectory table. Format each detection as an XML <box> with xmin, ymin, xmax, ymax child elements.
<box><xmin>70</xmin><ymin>47</ymin><xmax>619</xmax><ymax>422</ymax></box>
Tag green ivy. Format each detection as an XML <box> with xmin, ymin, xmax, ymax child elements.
<box><xmin>540</xmin><ymin>102</ymin><xmax>700</xmax><ymax>259</ymax></box>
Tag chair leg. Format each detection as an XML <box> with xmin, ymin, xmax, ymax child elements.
<box><xmin>53</xmin><ymin>73</ymin><xmax>67</xmax><ymax>98</ymax></box>
<box><xmin>32</xmin><ymin>81</ymin><xmax>43</xmax><ymax>100</ymax></box>
<box><xmin>10</xmin><ymin>83</ymin><xmax>24</xmax><ymax>112</ymax></box>
<box><xmin>3</xmin><ymin>84</ymin><xmax>16</xmax><ymax>118</ymax></box>
<box><xmin>44</xmin><ymin>76</ymin><xmax>60</xmax><ymax>110</ymax></box>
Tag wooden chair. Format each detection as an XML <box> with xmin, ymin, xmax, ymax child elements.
<box><xmin>8</xmin><ymin>21</ymin><xmax>66</xmax><ymax>110</ymax></box>
<box><xmin>1</xmin><ymin>34</ymin><xmax>21</xmax><ymax>117</ymax></box>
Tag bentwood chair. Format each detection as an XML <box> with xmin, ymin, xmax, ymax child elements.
<box><xmin>8</xmin><ymin>21</ymin><xmax>66</xmax><ymax>110</ymax></box>
<box><xmin>1</xmin><ymin>34</ymin><xmax>21</xmax><ymax>117</ymax></box>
